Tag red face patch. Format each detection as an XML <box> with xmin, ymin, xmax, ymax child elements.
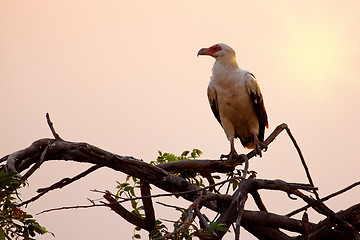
<box><xmin>209</xmin><ymin>44</ymin><xmax>222</xmax><ymax>53</ymax></box>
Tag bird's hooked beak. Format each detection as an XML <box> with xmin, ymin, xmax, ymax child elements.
<box><xmin>197</xmin><ymin>48</ymin><xmax>209</xmax><ymax>57</ymax></box>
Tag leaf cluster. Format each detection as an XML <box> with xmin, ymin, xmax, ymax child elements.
<box><xmin>116</xmin><ymin>176</ymin><xmax>144</xmax><ymax>218</ymax></box>
<box><xmin>116</xmin><ymin>172</ymin><xmax>169</xmax><ymax>239</ymax></box>
<box><xmin>116</xmin><ymin>149</ymin><xmax>231</xmax><ymax>239</ymax></box>
<box><xmin>0</xmin><ymin>168</ymin><xmax>53</xmax><ymax>240</ymax></box>
<box><xmin>152</xmin><ymin>149</ymin><xmax>204</xmax><ymax>187</ymax></box>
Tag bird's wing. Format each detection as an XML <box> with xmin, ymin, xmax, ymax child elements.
<box><xmin>207</xmin><ymin>84</ymin><xmax>222</xmax><ymax>127</ymax></box>
<box><xmin>245</xmin><ymin>72</ymin><xmax>268</xmax><ymax>141</ymax></box>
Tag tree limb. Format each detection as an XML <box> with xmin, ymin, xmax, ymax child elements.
<box><xmin>2</xmin><ymin>121</ymin><xmax>360</xmax><ymax>240</ymax></box>
<box><xmin>287</xmin><ymin>181</ymin><xmax>360</xmax><ymax>217</ymax></box>
<box><xmin>140</xmin><ymin>181</ymin><xmax>156</xmax><ymax>232</ymax></box>
<box><xmin>20</xmin><ymin>165</ymin><xmax>102</xmax><ymax>207</ymax></box>
<box><xmin>103</xmin><ymin>191</ymin><xmax>149</xmax><ymax>231</ymax></box>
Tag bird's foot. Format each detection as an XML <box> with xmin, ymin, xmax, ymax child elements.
<box><xmin>220</xmin><ymin>151</ymin><xmax>239</xmax><ymax>161</ymax></box>
<box><xmin>254</xmin><ymin>141</ymin><xmax>267</xmax><ymax>157</ymax></box>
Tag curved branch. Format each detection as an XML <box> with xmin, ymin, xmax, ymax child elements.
<box><xmin>157</xmin><ymin>123</ymin><xmax>289</xmax><ymax>175</ymax></box>
<box><xmin>287</xmin><ymin>181</ymin><xmax>360</xmax><ymax>217</ymax></box>
<box><xmin>103</xmin><ymin>191</ymin><xmax>149</xmax><ymax>231</ymax></box>
<box><xmin>2</xmin><ymin>120</ymin><xmax>360</xmax><ymax>239</ymax></box>
<box><xmin>20</xmin><ymin>165</ymin><xmax>102</xmax><ymax>207</ymax></box>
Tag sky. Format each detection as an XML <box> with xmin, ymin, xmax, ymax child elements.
<box><xmin>1</xmin><ymin>1</ymin><xmax>359</xmax><ymax>239</ymax></box>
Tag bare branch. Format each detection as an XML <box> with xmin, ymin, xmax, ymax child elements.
<box><xmin>156</xmin><ymin>124</ymin><xmax>289</xmax><ymax>175</ymax></box>
<box><xmin>2</xmin><ymin>121</ymin><xmax>360</xmax><ymax>239</ymax></box>
<box><xmin>284</xmin><ymin>126</ymin><xmax>319</xmax><ymax>200</ymax></box>
<box><xmin>5</xmin><ymin>138</ymin><xmax>53</xmax><ymax>173</ymax></box>
<box><xmin>156</xmin><ymin>194</ymin><xmax>218</xmax><ymax>240</ymax></box>
<box><xmin>36</xmin><ymin>202</ymin><xmax>106</xmax><ymax>215</ymax></box>
<box><xmin>308</xmin><ymin>203</ymin><xmax>360</xmax><ymax>239</ymax></box>
<box><xmin>46</xmin><ymin>113</ymin><xmax>62</xmax><ymax>140</ymax></box>
<box><xmin>20</xmin><ymin>165</ymin><xmax>102</xmax><ymax>207</ymax></box>
<box><xmin>21</xmin><ymin>144</ymin><xmax>50</xmax><ymax>180</ymax></box>
<box><xmin>235</xmin><ymin>194</ymin><xmax>248</xmax><ymax>240</ymax></box>
<box><xmin>140</xmin><ymin>181</ymin><xmax>156</xmax><ymax>231</ymax></box>
<box><xmin>302</xmin><ymin>212</ymin><xmax>309</xmax><ymax>240</ymax></box>
<box><xmin>250</xmin><ymin>190</ymin><xmax>267</xmax><ymax>212</ymax></box>
<box><xmin>103</xmin><ymin>191</ymin><xmax>149</xmax><ymax>231</ymax></box>
<box><xmin>287</xmin><ymin>181</ymin><xmax>360</xmax><ymax>217</ymax></box>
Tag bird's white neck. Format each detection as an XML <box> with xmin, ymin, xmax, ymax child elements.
<box><xmin>212</xmin><ymin>56</ymin><xmax>240</xmax><ymax>80</ymax></box>
<box><xmin>214</xmin><ymin>55</ymin><xmax>239</xmax><ymax>70</ymax></box>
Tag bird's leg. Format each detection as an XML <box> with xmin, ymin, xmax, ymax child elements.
<box><xmin>220</xmin><ymin>138</ymin><xmax>238</xmax><ymax>161</ymax></box>
<box><xmin>253</xmin><ymin>134</ymin><xmax>267</xmax><ymax>157</ymax></box>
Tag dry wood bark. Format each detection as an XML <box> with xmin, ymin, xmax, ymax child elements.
<box><xmin>1</xmin><ymin>116</ymin><xmax>359</xmax><ymax>239</ymax></box>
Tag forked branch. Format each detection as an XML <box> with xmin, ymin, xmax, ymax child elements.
<box><xmin>1</xmin><ymin>116</ymin><xmax>359</xmax><ymax>240</ymax></box>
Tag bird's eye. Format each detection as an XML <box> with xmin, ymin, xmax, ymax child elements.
<box><xmin>212</xmin><ymin>45</ymin><xmax>221</xmax><ymax>52</ymax></box>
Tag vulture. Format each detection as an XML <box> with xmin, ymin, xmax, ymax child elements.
<box><xmin>197</xmin><ymin>43</ymin><xmax>268</xmax><ymax>159</ymax></box>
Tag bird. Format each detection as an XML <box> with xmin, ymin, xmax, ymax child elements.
<box><xmin>197</xmin><ymin>43</ymin><xmax>268</xmax><ymax>160</ymax></box>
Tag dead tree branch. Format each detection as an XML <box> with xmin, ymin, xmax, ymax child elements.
<box><xmin>20</xmin><ymin>164</ymin><xmax>102</xmax><ymax>207</ymax></box>
<box><xmin>287</xmin><ymin>181</ymin><xmax>360</xmax><ymax>217</ymax></box>
<box><xmin>46</xmin><ymin>113</ymin><xmax>62</xmax><ymax>140</ymax></box>
<box><xmin>103</xmin><ymin>191</ymin><xmax>150</xmax><ymax>231</ymax></box>
<box><xmin>2</xmin><ymin>118</ymin><xmax>359</xmax><ymax>240</ymax></box>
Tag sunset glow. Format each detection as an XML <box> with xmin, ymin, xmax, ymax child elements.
<box><xmin>1</xmin><ymin>1</ymin><xmax>359</xmax><ymax>240</ymax></box>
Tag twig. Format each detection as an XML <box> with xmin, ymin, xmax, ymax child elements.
<box><xmin>235</xmin><ymin>194</ymin><xmax>248</xmax><ymax>240</ymax></box>
<box><xmin>307</xmin><ymin>203</ymin><xmax>360</xmax><ymax>238</ymax></box>
<box><xmin>234</xmin><ymin>155</ymin><xmax>250</xmax><ymax>240</ymax></box>
<box><xmin>250</xmin><ymin>190</ymin><xmax>267</xmax><ymax>212</ymax></box>
<box><xmin>286</xmin><ymin>180</ymin><xmax>360</xmax><ymax>217</ymax></box>
<box><xmin>156</xmin><ymin>201</ymin><xmax>186</xmax><ymax>211</ymax></box>
<box><xmin>241</xmin><ymin>155</ymin><xmax>249</xmax><ymax>179</ymax></box>
<box><xmin>46</xmin><ymin>113</ymin><xmax>62</xmax><ymax>140</ymax></box>
<box><xmin>21</xmin><ymin>165</ymin><xmax>102</xmax><ymax>206</ymax></box>
<box><xmin>91</xmin><ymin>157</ymin><xmax>247</xmax><ymax>207</ymax></box>
<box><xmin>284</xmin><ymin>126</ymin><xmax>319</xmax><ymax>200</ymax></box>
<box><xmin>155</xmin><ymin>205</ymin><xmax>195</xmax><ymax>240</ymax></box>
<box><xmin>156</xmin><ymin>194</ymin><xmax>218</xmax><ymax>240</ymax></box>
<box><xmin>20</xmin><ymin>114</ymin><xmax>62</xmax><ymax>179</ymax></box>
<box><xmin>216</xmin><ymin>179</ymin><xmax>249</xmax><ymax>235</ymax></box>
<box><xmin>194</xmin><ymin>207</ymin><xmax>220</xmax><ymax>239</ymax></box>
<box><xmin>270</xmin><ymin>125</ymin><xmax>355</xmax><ymax>231</ymax></box>
<box><xmin>94</xmin><ymin>176</ymin><xmax>243</xmax><ymax>204</ymax></box>
<box><xmin>302</xmin><ymin>211</ymin><xmax>309</xmax><ymax>240</ymax></box>
<box><xmin>36</xmin><ymin>202</ymin><xmax>107</xmax><ymax>215</ymax></box>
<box><xmin>21</xmin><ymin>144</ymin><xmax>50</xmax><ymax>181</ymax></box>
<box><xmin>195</xmin><ymin>208</ymin><xmax>210</xmax><ymax>230</ymax></box>
<box><xmin>103</xmin><ymin>191</ymin><xmax>149</xmax><ymax>231</ymax></box>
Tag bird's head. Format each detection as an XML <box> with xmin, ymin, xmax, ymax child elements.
<box><xmin>197</xmin><ymin>43</ymin><xmax>236</xmax><ymax>60</ymax></box>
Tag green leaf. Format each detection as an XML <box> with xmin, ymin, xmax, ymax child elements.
<box><xmin>0</xmin><ymin>227</ymin><xmax>6</xmax><ymax>240</ymax></box>
<box><xmin>124</xmin><ymin>186</ymin><xmax>133</xmax><ymax>192</ymax></box>
<box><xmin>181</xmin><ymin>151</ymin><xmax>190</xmax><ymax>158</ymax></box>
<box><xmin>232</xmin><ymin>180</ymin><xmax>239</xmax><ymax>191</ymax></box>
<box><xmin>215</xmin><ymin>223</ymin><xmax>229</xmax><ymax>232</ymax></box>
<box><xmin>131</xmin><ymin>200</ymin><xmax>137</xmax><ymax>209</ymax></box>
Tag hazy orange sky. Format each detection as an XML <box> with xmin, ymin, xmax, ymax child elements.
<box><xmin>1</xmin><ymin>1</ymin><xmax>359</xmax><ymax>239</ymax></box>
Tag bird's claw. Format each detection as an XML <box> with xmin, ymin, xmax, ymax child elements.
<box><xmin>255</xmin><ymin>141</ymin><xmax>267</xmax><ymax>157</ymax></box>
<box><xmin>220</xmin><ymin>151</ymin><xmax>239</xmax><ymax>161</ymax></box>
<box><xmin>220</xmin><ymin>154</ymin><xmax>228</xmax><ymax>160</ymax></box>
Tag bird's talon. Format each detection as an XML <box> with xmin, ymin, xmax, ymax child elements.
<box><xmin>220</xmin><ymin>151</ymin><xmax>239</xmax><ymax>161</ymax></box>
